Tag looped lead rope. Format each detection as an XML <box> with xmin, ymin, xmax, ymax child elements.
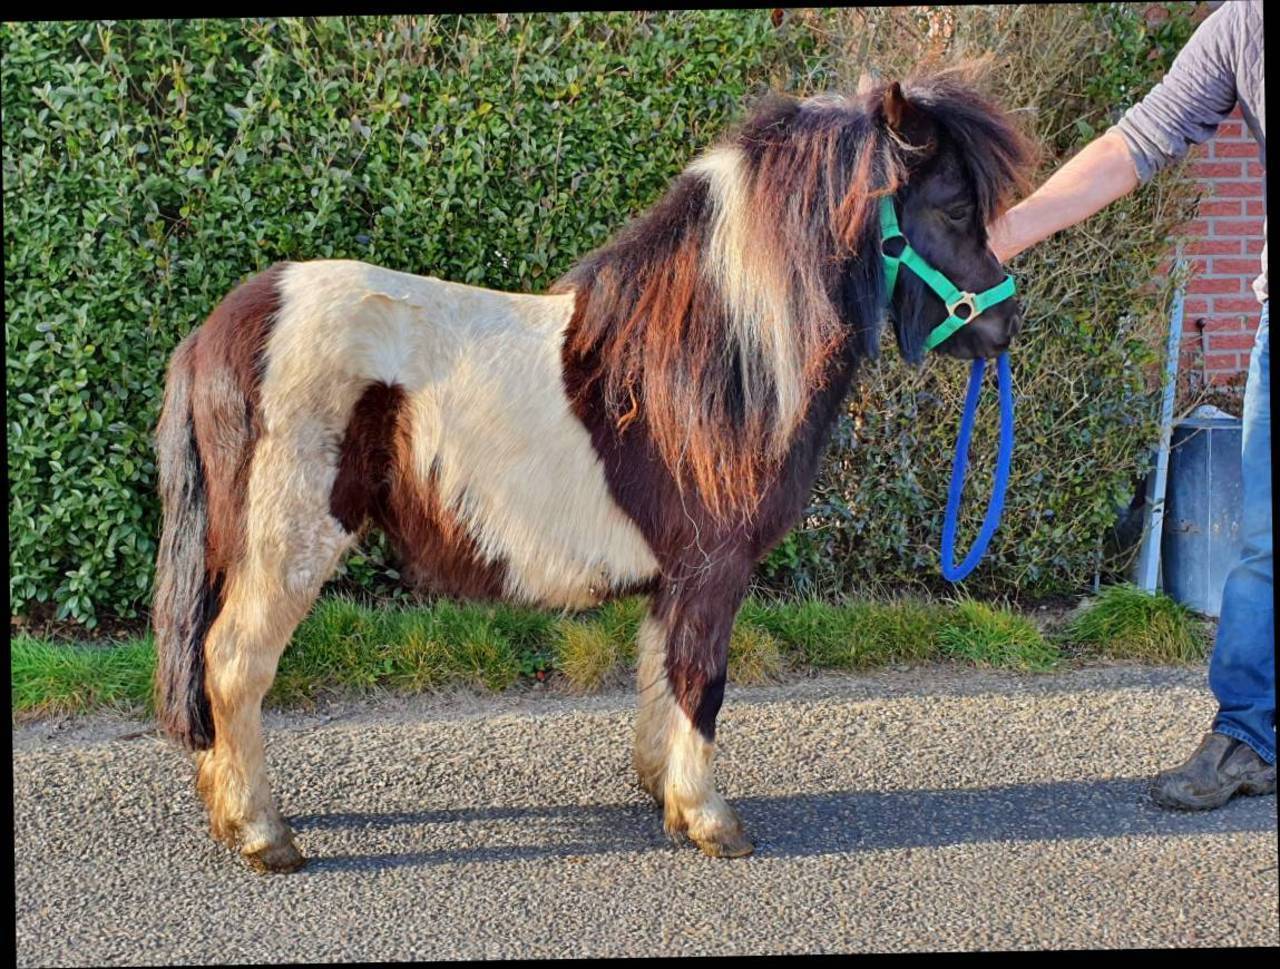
<box><xmin>940</xmin><ymin>352</ymin><xmax>1014</xmax><ymax>582</ymax></box>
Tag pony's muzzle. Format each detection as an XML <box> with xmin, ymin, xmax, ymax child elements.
<box><xmin>987</xmin><ymin>305</ymin><xmax>1022</xmax><ymax>357</ymax></box>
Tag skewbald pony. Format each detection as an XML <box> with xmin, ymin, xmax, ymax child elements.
<box><xmin>556</xmin><ymin>62</ymin><xmax>1033</xmax><ymax>521</ymax></box>
<box><xmin>152</xmin><ymin>60</ymin><xmax>1036</xmax><ymax>872</ymax></box>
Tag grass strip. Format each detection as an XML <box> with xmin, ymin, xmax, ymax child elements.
<box><xmin>937</xmin><ymin>599</ymin><xmax>1061</xmax><ymax>672</ymax></box>
<box><xmin>11</xmin><ymin>635</ymin><xmax>157</xmax><ymax>717</ymax></box>
<box><xmin>1065</xmin><ymin>583</ymin><xmax>1209</xmax><ymax>663</ymax></box>
<box><xmin>11</xmin><ymin>587</ymin><xmax>1208</xmax><ymax>719</ymax></box>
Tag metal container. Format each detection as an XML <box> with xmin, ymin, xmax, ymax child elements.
<box><xmin>1160</xmin><ymin>407</ymin><xmax>1244</xmax><ymax>617</ymax></box>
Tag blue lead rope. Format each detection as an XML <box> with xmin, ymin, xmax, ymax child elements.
<box><xmin>940</xmin><ymin>352</ymin><xmax>1014</xmax><ymax>582</ymax></box>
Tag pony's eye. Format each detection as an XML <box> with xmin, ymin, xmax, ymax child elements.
<box><xmin>945</xmin><ymin>207</ymin><xmax>970</xmax><ymax>224</ymax></box>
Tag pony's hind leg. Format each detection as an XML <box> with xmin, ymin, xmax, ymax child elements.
<box><xmin>197</xmin><ymin>441</ymin><xmax>356</xmax><ymax>873</ymax></box>
<box><xmin>196</xmin><ymin>571</ymin><xmax>317</xmax><ymax>872</ymax></box>
<box><xmin>634</xmin><ymin>582</ymin><xmax>754</xmax><ymax>858</ymax></box>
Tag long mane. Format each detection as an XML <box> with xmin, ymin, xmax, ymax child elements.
<box><xmin>555</xmin><ymin>63</ymin><xmax>1033</xmax><ymax>521</ymax></box>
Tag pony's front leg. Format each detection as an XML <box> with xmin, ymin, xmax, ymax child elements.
<box><xmin>634</xmin><ymin>587</ymin><xmax>753</xmax><ymax>858</ymax></box>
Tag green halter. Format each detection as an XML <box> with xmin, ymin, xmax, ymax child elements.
<box><xmin>879</xmin><ymin>196</ymin><xmax>1016</xmax><ymax>352</ymax></box>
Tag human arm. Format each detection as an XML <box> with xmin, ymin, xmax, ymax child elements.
<box><xmin>987</xmin><ymin>131</ymin><xmax>1137</xmax><ymax>264</ymax></box>
<box><xmin>988</xmin><ymin>1</ymin><xmax>1243</xmax><ymax>264</ymax></box>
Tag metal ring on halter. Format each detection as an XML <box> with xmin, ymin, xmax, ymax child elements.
<box><xmin>947</xmin><ymin>292</ymin><xmax>978</xmax><ymax>322</ymax></box>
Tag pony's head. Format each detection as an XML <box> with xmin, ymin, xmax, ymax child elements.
<box><xmin>556</xmin><ymin>64</ymin><xmax>1035</xmax><ymax>519</ymax></box>
<box><xmin>867</xmin><ymin>71</ymin><xmax>1034</xmax><ymax>361</ymax></box>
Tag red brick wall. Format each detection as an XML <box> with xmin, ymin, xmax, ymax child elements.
<box><xmin>1174</xmin><ymin>112</ymin><xmax>1267</xmax><ymax>392</ymax></box>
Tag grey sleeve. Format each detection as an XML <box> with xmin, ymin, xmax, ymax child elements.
<box><xmin>1107</xmin><ymin>2</ymin><xmax>1241</xmax><ymax>184</ymax></box>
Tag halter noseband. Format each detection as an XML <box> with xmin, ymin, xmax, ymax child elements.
<box><xmin>879</xmin><ymin>196</ymin><xmax>1016</xmax><ymax>352</ymax></box>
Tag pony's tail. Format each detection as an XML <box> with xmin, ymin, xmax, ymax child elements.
<box><xmin>152</xmin><ymin>333</ymin><xmax>218</xmax><ymax>751</ymax></box>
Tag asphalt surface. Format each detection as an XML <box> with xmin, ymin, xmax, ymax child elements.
<box><xmin>13</xmin><ymin>664</ymin><xmax>1279</xmax><ymax>962</ymax></box>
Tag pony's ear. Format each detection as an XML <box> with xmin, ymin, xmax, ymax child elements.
<box><xmin>882</xmin><ymin>82</ymin><xmax>910</xmax><ymax>129</ymax></box>
<box><xmin>881</xmin><ymin>82</ymin><xmax>935</xmax><ymax>153</ymax></box>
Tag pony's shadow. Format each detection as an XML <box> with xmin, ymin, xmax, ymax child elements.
<box><xmin>291</xmin><ymin>776</ymin><xmax>1276</xmax><ymax>874</ymax></box>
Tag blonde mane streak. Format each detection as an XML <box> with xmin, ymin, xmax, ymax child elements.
<box><xmin>688</xmin><ymin>146</ymin><xmax>807</xmax><ymax>453</ymax></box>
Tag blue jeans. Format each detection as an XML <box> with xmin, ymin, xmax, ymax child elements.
<box><xmin>1209</xmin><ymin>300</ymin><xmax>1274</xmax><ymax>764</ymax></box>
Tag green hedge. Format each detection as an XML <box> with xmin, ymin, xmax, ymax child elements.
<box><xmin>4</xmin><ymin>7</ymin><xmax>1201</xmax><ymax>626</ymax></box>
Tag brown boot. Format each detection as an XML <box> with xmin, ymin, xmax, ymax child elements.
<box><xmin>1150</xmin><ymin>732</ymin><xmax>1277</xmax><ymax>811</ymax></box>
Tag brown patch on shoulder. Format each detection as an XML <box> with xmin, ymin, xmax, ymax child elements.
<box><xmin>188</xmin><ymin>263</ymin><xmax>286</xmax><ymax>579</ymax></box>
<box><xmin>554</xmin><ymin>176</ymin><xmax>774</xmax><ymax>522</ymax></box>
<box><xmin>563</xmin><ymin>276</ymin><xmax>862</xmax><ymax>742</ymax></box>
<box><xmin>331</xmin><ymin>381</ymin><xmax>508</xmax><ymax>600</ymax></box>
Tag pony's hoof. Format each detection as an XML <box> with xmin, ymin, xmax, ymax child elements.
<box><xmin>243</xmin><ymin>840</ymin><xmax>307</xmax><ymax>874</ymax></box>
<box><xmin>693</xmin><ymin>827</ymin><xmax>755</xmax><ymax>859</ymax></box>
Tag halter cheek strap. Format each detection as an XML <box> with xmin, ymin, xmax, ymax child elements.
<box><xmin>879</xmin><ymin>196</ymin><xmax>1016</xmax><ymax>352</ymax></box>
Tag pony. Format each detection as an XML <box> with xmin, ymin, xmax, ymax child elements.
<box><xmin>152</xmin><ymin>66</ymin><xmax>1034</xmax><ymax>873</ymax></box>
